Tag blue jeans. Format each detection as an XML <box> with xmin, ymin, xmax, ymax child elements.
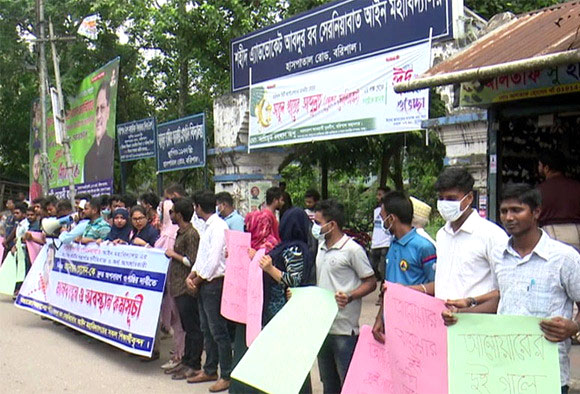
<box><xmin>317</xmin><ymin>333</ymin><xmax>358</xmax><ymax>394</ymax></box>
<box><xmin>198</xmin><ymin>278</ymin><xmax>233</xmax><ymax>379</ymax></box>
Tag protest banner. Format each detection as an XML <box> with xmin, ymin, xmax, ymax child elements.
<box><xmin>341</xmin><ymin>325</ymin><xmax>393</xmax><ymax>393</ymax></box>
<box><xmin>156</xmin><ymin>113</ymin><xmax>205</xmax><ymax>173</ymax></box>
<box><xmin>248</xmin><ymin>42</ymin><xmax>429</xmax><ymax>149</ymax></box>
<box><xmin>231</xmin><ymin>0</ymin><xmax>454</xmax><ymax>91</ymax></box>
<box><xmin>246</xmin><ymin>248</ymin><xmax>265</xmax><ymax>347</ymax></box>
<box><xmin>384</xmin><ymin>282</ymin><xmax>448</xmax><ymax>394</ymax></box>
<box><xmin>30</xmin><ymin>59</ymin><xmax>120</xmax><ymax>199</ymax></box>
<box><xmin>221</xmin><ymin>230</ymin><xmax>252</xmax><ymax>323</ymax></box>
<box><xmin>25</xmin><ymin>231</ymin><xmax>43</xmax><ymax>265</ymax></box>
<box><xmin>15</xmin><ymin>242</ymin><xmax>169</xmax><ymax>357</ymax></box>
<box><xmin>448</xmin><ymin>313</ymin><xmax>560</xmax><ymax>394</ymax></box>
<box><xmin>232</xmin><ymin>286</ymin><xmax>338</xmax><ymax>394</ymax></box>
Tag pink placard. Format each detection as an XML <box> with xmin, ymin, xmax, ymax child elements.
<box><xmin>220</xmin><ymin>230</ymin><xmax>252</xmax><ymax>323</ymax></box>
<box><xmin>25</xmin><ymin>232</ymin><xmax>43</xmax><ymax>265</ymax></box>
<box><xmin>245</xmin><ymin>248</ymin><xmax>265</xmax><ymax>347</ymax></box>
<box><xmin>383</xmin><ymin>282</ymin><xmax>448</xmax><ymax>394</ymax></box>
<box><xmin>341</xmin><ymin>325</ymin><xmax>394</xmax><ymax>394</ymax></box>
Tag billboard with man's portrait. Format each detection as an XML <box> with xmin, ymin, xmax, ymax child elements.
<box><xmin>31</xmin><ymin>58</ymin><xmax>120</xmax><ymax>198</ymax></box>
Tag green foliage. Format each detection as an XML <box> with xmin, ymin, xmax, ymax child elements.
<box><xmin>465</xmin><ymin>0</ymin><xmax>565</xmax><ymax>19</ymax></box>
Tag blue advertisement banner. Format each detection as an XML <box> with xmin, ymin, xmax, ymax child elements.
<box><xmin>117</xmin><ymin>117</ymin><xmax>157</xmax><ymax>162</ymax></box>
<box><xmin>156</xmin><ymin>113</ymin><xmax>206</xmax><ymax>173</ymax></box>
<box><xmin>231</xmin><ymin>0</ymin><xmax>453</xmax><ymax>91</ymax></box>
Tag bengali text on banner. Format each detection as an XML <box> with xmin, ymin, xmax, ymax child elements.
<box><xmin>15</xmin><ymin>242</ymin><xmax>169</xmax><ymax>358</ymax></box>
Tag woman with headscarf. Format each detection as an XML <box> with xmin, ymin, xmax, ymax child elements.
<box><xmin>129</xmin><ymin>206</ymin><xmax>159</xmax><ymax>247</ymax></box>
<box><xmin>105</xmin><ymin>208</ymin><xmax>132</xmax><ymax>244</ymax></box>
<box><xmin>258</xmin><ymin>207</ymin><xmax>314</xmax><ymax>393</ymax></box>
<box><xmin>259</xmin><ymin>207</ymin><xmax>314</xmax><ymax>321</ymax></box>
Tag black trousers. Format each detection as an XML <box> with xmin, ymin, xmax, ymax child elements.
<box><xmin>174</xmin><ymin>294</ymin><xmax>204</xmax><ymax>370</ymax></box>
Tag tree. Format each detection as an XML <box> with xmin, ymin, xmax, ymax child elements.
<box><xmin>465</xmin><ymin>0</ymin><xmax>565</xmax><ymax>19</ymax></box>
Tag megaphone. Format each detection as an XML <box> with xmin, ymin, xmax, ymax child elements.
<box><xmin>42</xmin><ymin>215</ymin><xmax>75</xmax><ymax>237</ymax></box>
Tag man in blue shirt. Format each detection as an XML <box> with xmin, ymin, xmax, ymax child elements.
<box><xmin>372</xmin><ymin>191</ymin><xmax>436</xmax><ymax>343</ymax></box>
<box><xmin>216</xmin><ymin>192</ymin><xmax>244</xmax><ymax>232</ymax></box>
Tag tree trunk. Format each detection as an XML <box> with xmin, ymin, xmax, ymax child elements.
<box><xmin>392</xmin><ymin>140</ymin><xmax>404</xmax><ymax>191</ymax></box>
<box><xmin>321</xmin><ymin>155</ymin><xmax>328</xmax><ymax>199</ymax></box>
<box><xmin>379</xmin><ymin>141</ymin><xmax>390</xmax><ymax>188</ymax></box>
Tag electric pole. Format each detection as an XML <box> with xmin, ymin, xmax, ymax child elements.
<box><xmin>48</xmin><ymin>18</ymin><xmax>76</xmax><ymax>204</ymax></box>
<box><xmin>37</xmin><ymin>0</ymin><xmax>50</xmax><ymax>193</ymax></box>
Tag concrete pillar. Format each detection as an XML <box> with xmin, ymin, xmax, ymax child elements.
<box><xmin>211</xmin><ymin>91</ymin><xmax>288</xmax><ymax>216</ymax></box>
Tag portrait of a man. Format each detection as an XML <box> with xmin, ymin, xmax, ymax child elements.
<box><xmin>84</xmin><ymin>81</ymin><xmax>114</xmax><ymax>183</ymax></box>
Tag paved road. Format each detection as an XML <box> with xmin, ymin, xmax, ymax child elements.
<box><xmin>0</xmin><ymin>288</ymin><xmax>380</xmax><ymax>393</ymax></box>
<box><xmin>1</xmin><ymin>288</ymin><xmax>579</xmax><ymax>393</ymax></box>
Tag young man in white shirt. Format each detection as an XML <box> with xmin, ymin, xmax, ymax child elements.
<box><xmin>314</xmin><ymin>199</ymin><xmax>376</xmax><ymax>394</ymax></box>
<box><xmin>186</xmin><ymin>191</ymin><xmax>231</xmax><ymax>392</ymax></box>
<box><xmin>370</xmin><ymin>187</ymin><xmax>392</xmax><ymax>282</ymax></box>
<box><xmin>434</xmin><ymin>167</ymin><xmax>508</xmax><ymax>301</ymax></box>
<box><xmin>442</xmin><ymin>184</ymin><xmax>580</xmax><ymax>394</ymax></box>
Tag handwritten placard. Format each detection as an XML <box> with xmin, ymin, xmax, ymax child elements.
<box><xmin>341</xmin><ymin>325</ymin><xmax>394</xmax><ymax>393</ymax></box>
<box><xmin>232</xmin><ymin>286</ymin><xmax>338</xmax><ymax>394</ymax></box>
<box><xmin>384</xmin><ymin>282</ymin><xmax>448</xmax><ymax>394</ymax></box>
<box><xmin>220</xmin><ymin>230</ymin><xmax>252</xmax><ymax>323</ymax></box>
<box><xmin>448</xmin><ymin>313</ymin><xmax>560</xmax><ymax>394</ymax></box>
<box><xmin>26</xmin><ymin>232</ymin><xmax>43</xmax><ymax>265</ymax></box>
<box><xmin>246</xmin><ymin>248</ymin><xmax>265</xmax><ymax>347</ymax></box>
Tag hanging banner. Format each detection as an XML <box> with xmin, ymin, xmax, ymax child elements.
<box><xmin>117</xmin><ymin>117</ymin><xmax>157</xmax><ymax>162</ymax></box>
<box><xmin>15</xmin><ymin>242</ymin><xmax>169</xmax><ymax>358</ymax></box>
<box><xmin>231</xmin><ymin>0</ymin><xmax>453</xmax><ymax>91</ymax></box>
<box><xmin>448</xmin><ymin>313</ymin><xmax>560</xmax><ymax>394</ymax></box>
<box><xmin>156</xmin><ymin>113</ymin><xmax>206</xmax><ymax>173</ymax></box>
<box><xmin>35</xmin><ymin>58</ymin><xmax>120</xmax><ymax>199</ymax></box>
<box><xmin>460</xmin><ymin>63</ymin><xmax>580</xmax><ymax>106</ymax></box>
<box><xmin>248</xmin><ymin>42</ymin><xmax>429</xmax><ymax>148</ymax></box>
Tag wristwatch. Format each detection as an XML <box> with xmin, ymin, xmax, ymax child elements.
<box><xmin>572</xmin><ymin>321</ymin><xmax>580</xmax><ymax>342</ymax></box>
<box><xmin>467</xmin><ymin>297</ymin><xmax>477</xmax><ymax>307</ymax></box>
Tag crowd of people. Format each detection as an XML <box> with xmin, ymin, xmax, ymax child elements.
<box><xmin>1</xmin><ymin>156</ymin><xmax>580</xmax><ymax>393</ymax></box>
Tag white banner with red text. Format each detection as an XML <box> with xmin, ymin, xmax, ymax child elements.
<box><xmin>248</xmin><ymin>42</ymin><xmax>429</xmax><ymax>148</ymax></box>
<box><xmin>14</xmin><ymin>242</ymin><xmax>169</xmax><ymax>357</ymax></box>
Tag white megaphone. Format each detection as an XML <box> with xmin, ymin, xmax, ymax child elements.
<box><xmin>42</xmin><ymin>215</ymin><xmax>75</xmax><ymax>237</ymax></box>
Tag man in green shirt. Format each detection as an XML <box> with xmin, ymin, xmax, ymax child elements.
<box><xmin>76</xmin><ymin>197</ymin><xmax>111</xmax><ymax>244</ymax></box>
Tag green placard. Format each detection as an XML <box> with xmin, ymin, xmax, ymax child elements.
<box><xmin>231</xmin><ymin>286</ymin><xmax>338</xmax><ymax>394</ymax></box>
<box><xmin>448</xmin><ymin>313</ymin><xmax>560</xmax><ymax>394</ymax></box>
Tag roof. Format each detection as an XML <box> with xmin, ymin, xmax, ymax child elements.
<box><xmin>426</xmin><ymin>1</ymin><xmax>580</xmax><ymax>77</ymax></box>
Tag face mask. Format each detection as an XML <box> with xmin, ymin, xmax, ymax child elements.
<box><xmin>311</xmin><ymin>222</ymin><xmax>329</xmax><ymax>240</ymax></box>
<box><xmin>437</xmin><ymin>195</ymin><xmax>469</xmax><ymax>222</ymax></box>
<box><xmin>102</xmin><ymin>209</ymin><xmax>111</xmax><ymax>217</ymax></box>
<box><xmin>382</xmin><ymin>215</ymin><xmax>393</xmax><ymax>236</ymax></box>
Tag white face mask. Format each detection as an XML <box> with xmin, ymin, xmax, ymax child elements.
<box><xmin>311</xmin><ymin>222</ymin><xmax>329</xmax><ymax>240</ymax></box>
<box><xmin>382</xmin><ymin>215</ymin><xmax>393</xmax><ymax>236</ymax></box>
<box><xmin>437</xmin><ymin>195</ymin><xmax>469</xmax><ymax>222</ymax></box>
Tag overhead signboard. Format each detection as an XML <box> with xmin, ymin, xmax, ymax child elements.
<box><xmin>117</xmin><ymin>117</ymin><xmax>157</xmax><ymax>162</ymax></box>
<box><xmin>156</xmin><ymin>113</ymin><xmax>206</xmax><ymax>173</ymax></box>
<box><xmin>460</xmin><ymin>64</ymin><xmax>580</xmax><ymax>106</ymax></box>
<box><xmin>249</xmin><ymin>42</ymin><xmax>430</xmax><ymax>148</ymax></box>
<box><xmin>231</xmin><ymin>0</ymin><xmax>453</xmax><ymax>91</ymax></box>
